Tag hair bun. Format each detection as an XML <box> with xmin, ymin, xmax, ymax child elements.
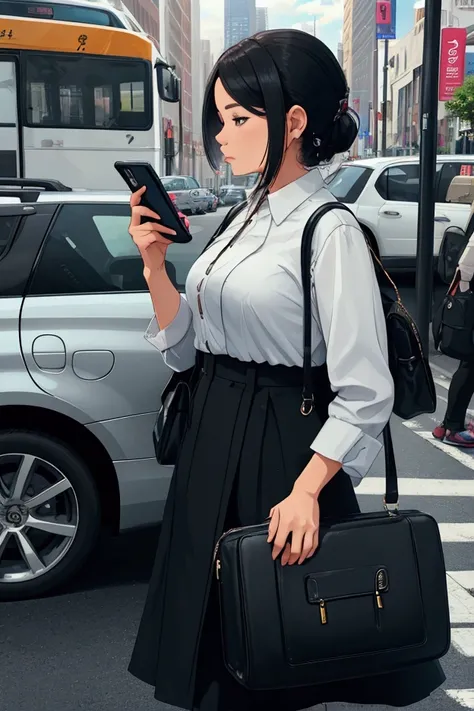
<box><xmin>319</xmin><ymin>111</ymin><xmax>359</xmax><ymax>162</ymax></box>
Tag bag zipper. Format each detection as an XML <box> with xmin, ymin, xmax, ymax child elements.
<box><xmin>318</xmin><ymin>569</ymin><xmax>388</xmax><ymax>625</ymax></box>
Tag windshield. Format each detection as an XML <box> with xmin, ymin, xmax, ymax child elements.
<box><xmin>0</xmin><ymin>0</ymin><xmax>121</xmax><ymax>25</ymax></box>
<box><xmin>326</xmin><ymin>165</ymin><xmax>373</xmax><ymax>204</ymax></box>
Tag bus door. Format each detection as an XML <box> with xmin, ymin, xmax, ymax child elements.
<box><xmin>0</xmin><ymin>55</ymin><xmax>21</xmax><ymax>177</ymax></box>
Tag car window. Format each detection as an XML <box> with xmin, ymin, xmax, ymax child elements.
<box><xmin>375</xmin><ymin>164</ymin><xmax>422</xmax><ymax>202</ymax></box>
<box><xmin>162</xmin><ymin>178</ymin><xmax>187</xmax><ymax>191</ymax></box>
<box><xmin>0</xmin><ymin>214</ymin><xmax>20</xmax><ymax>258</ymax></box>
<box><xmin>187</xmin><ymin>177</ymin><xmax>200</xmax><ymax>189</ymax></box>
<box><xmin>27</xmin><ymin>203</ymin><xmax>200</xmax><ymax>295</ymax></box>
<box><xmin>326</xmin><ymin>166</ymin><xmax>373</xmax><ymax>204</ymax></box>
<box><xmin>437</xmin><ymin>161</ymin><xmax>474</xmax><ymax>203</ymax></box>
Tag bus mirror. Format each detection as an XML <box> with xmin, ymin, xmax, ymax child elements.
<box><xmin>157</xmin><ymin>65</ymin><xmax>181</xmax><ymax>103</ymax></box>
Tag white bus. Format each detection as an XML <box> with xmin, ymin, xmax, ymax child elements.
<box><xmin>0</xmin><ymin>15</ymin><xmax>180</xmax><ymax>188</ymax></box>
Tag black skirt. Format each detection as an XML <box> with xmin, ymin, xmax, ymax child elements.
<box><xmin>128</xmin><ymin>353</ymin><xmax>445</xmax><ymax>711</ymax></box>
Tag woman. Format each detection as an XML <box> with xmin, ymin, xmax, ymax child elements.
<box><xmin>433</xmin><ymin>217</ymin><xmax>474</xmax><ymax>447</ymax></box>
<box><xmin>128</xmin><ymin>30</ymin><xmax>446</xmax><ymax>711</ymax></box>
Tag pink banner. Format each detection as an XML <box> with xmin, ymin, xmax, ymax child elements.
<box><xmin>439</xmin><ymin>27</ymin><xmax>467</xmax><ymax>102</ymax></box>
<box><xmin>376</xmin><ymin>2</ymin><xmax>391</xmax><ymax>25</ymax></box>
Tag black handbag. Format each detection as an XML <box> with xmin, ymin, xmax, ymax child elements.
<box><xmin>153</xmin><ymin>201</ymin><xmax>249</xmax><ymax>466</ymax></box>
<box><xmin>437</xmin><ymin>225</ymin><xmax>469</xmax><ymax>285</ymax></box>
<box><xmin>432</xmin><ymin>270</ymin><xmax>474</xmax><ymax>362</ymax></box>
<box><xmin>214</xmin><ymin>203</ymin><xmax>450</xmax><ymax>691</ymax></box>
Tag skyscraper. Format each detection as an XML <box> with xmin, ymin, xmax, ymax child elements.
<box><xmin>256</xmin><ymin>6</ymin><xmax>268</xmax><ymax>32</ymax></box>
<box><xmin>350</xmin><ymin>0</ymin><xmax>375</xmax><ymax>143</ymax></box>
<box><xmin>159</xmin><ymin>0</ymin><xmax>193</xmax><ymax>174</ymax></box>
<box><xmin>224</xmin><ymin>0</ymin><xmax>257</xmax><ymax>49</ymax></box>
<box><xmin>122</xmin><ymin>0</ymin><xmax>160</xmax><ymax>41</ymax></box>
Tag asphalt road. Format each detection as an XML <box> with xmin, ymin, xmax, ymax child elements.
<box><xmin>1</xmin><ymin>210</ymin><xmax>473</xmax><ymax>711</ymax></box>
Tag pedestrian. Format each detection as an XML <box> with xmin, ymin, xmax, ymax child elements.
<box><xmin>128</xmin><ymin>29</ymin><xmax>446</xmax><ymax>711</ymax></box>
<box><xmin>433</xmin><ymin>215</ymin><xmax>474</xmax><ymax>447</ymax></box>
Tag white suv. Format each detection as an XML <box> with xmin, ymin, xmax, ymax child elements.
<box><xmin>327</xmin><ymin>155</ymin><xmax>474</xmax><ymax>270</ymax></box>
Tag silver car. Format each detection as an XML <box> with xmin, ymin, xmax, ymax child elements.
<box><xmin>0</xmin><ymin>180</ymin><xmax>205</xmax><ymax>601</ymax></box>
<box><xmin>161</xmin><ymin>175</ymin><xmax>210</xmax><ymax>215</ymax></box>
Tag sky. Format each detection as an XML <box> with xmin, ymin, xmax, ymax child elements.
<box><xmin>200</xmin><ymin>0</ymin><xmax>416</xmax><ymax>64</ymax></box>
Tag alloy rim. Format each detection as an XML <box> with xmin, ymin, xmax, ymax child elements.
<box><xmin>0</xmin><ymin>453</ymin><xmax>79</xmax><ymax>584</ymax></box>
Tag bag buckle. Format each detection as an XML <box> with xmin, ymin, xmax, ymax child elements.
<box><xmin>383</xmin><ymin>499</ymin><xmax>399</xmax><ymax>516</ymax></box>
<box><xmin>300</xmin><ymin>396</ymin><xmax>314</xmax><ymax>416</ymax></box>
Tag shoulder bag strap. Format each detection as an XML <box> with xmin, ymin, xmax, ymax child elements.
<box><xmin>300</xmin><ymin>201</ymin><xmax>399</xmax><ymax>512</ymax></box>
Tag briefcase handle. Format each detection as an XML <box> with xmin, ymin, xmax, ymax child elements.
<box><xmin>301</xmin><ymin>202</ymin><xmax>399</xmax><ymax>514</ymax></box>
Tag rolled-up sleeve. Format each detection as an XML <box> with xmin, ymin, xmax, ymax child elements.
<box><xmin>310</xmin><ymin>219</ymin><xmax>395</xmax><ymax>484</ymax></box>
<box><xmin>144</xmin><ymin>294</ymin><xmax>197</xmax><ymax>372</ymax></box>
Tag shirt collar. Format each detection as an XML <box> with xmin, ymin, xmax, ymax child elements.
<box><xmin>266</xmin><ymin>169</ymin><xmax>325</xmax><ymax>226</ymax></box>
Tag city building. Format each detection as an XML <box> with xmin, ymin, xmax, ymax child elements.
<box><xmin>122</xmin><ymin>0</ymin><xmax>159</xmax><ymax>41</ymax></box>
<box><xmin>159</xmin><ymin>0</ymin><xmax>193</xmax><ymax>175</ymax></box>
<box><xmin>201</xmin><ymin>39</ymin><xmax>214</xmax><ymax>88</ymax></box>
<box><xmin>224</xmin><ymin>0</ymin><xmax>256</xmax><ymax>49</ymax></box>
<box><xmin>256</xmin><ymin>6</ymin><xmax>268</xmax><ymax>32</ymax></box>
<box><xmin>337</xmin><ymin>41</ymin><xmax>344</xmax><ymax>69</ymax></box>
<box><xmin>350</xmin><ymin>0</ymin><xmax>376</xmax><ymax>151</ymax></box>
<box><xmin>342</xmin><ymin>0</ymin><xmax>354</xmax><ymax>96</ymax></box>
<box><xmin>294</xmin><ymin>20</ymin><xmax>317</xmax><ymax>36</ymax></box>
<box><xmin>388</xmin><ymin>0</ymin><xmax>474</xmax><ymax>154</ymax></box>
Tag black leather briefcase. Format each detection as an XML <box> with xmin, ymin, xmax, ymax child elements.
<box><xmin>214</xmin><ymin>500</ymin><xmax>450</xmax><ymax>690</ymax></box>
<box><xmin>213</xmin><ymin>203</ymin><xmax>451</xmax><ymax>691</ymax></box>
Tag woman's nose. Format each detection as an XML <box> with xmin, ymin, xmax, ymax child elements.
<box><xmin>215</xmin><ymin>127</ymin><xmax>227</xmax><ymax>146</ymax></box>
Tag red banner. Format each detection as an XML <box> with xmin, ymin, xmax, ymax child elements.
<box><xmin>439</xmin><ymin>27</ymin><xmax>467</xmax><ymax>102</ymax></box>
<box><xmin>376</xmin><ymin>2</ymin><xmax>391</xmax><ymax>25</ymax></box>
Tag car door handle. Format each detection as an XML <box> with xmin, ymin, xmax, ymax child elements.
<box><xmin>434</xmin><ymin>216</ymin><xmax>450</xmax><ymax>223</ymax></box>
<box><xmin>381</xmin><ymin>210</ymin><xmax>401</xmax><ymax>217</ymax></box>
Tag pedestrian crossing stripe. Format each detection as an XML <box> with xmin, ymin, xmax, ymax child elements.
<box><xmin>446</xmin><ymin>690</ymin><xmax>474</xmax><ymax>709</ymax></box>
<box><xmin>403</xmin><ymin>429</ymin><xmax>474</xmax><ymax>470</ymax></box>
<box><xmin>357</xmin><ymin>477</ymin><xmax>474</xmax><ymax>497</ymax></box>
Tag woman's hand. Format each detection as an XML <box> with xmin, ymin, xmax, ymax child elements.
<box><xmin>267</xmin><ymin>489</ymin><xmax>320</xmax><ymax>566</ymax></box>
<box><xmin>129</xmin><ymin>186</ymin><xmax>177</xmax><ymax>273</ymax></box>
<box><xmin>267</xmin><ymin>452</ymin><xmax>342</xmax><ymax>566</ymax></box>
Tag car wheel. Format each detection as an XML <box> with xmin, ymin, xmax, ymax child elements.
<box><xmin>0</xmin><ymin>429</ymin><xmax>101</xmax><ymax>601</ymax></box>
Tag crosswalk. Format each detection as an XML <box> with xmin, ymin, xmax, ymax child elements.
<box><xmin>352</xmin><ymin>362</ymin><xmax>474</xmax><ymax>709</ymax></box>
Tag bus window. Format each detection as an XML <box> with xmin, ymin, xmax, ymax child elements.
<box><xmin>0</xmin><ymin>1</ymin><xmax>121</xmax><ymax>27</ymax></box>
<box><xmin>23</xmin><ymin>54</ymin><xmax>151</xmax><ymax>130</ymax></box>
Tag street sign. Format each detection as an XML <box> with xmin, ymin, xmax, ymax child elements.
<box><xmin>376</xmin><ymin>0</ymin><xmax>396</xmax><ymax>40</ymax></box>
<box><xmin>439</xmin><ymin>27</ymin><xmax>467</xmax><ymax>101</ymax></box>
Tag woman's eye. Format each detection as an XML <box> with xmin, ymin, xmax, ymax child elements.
<box><xmin>233</xmin><ymin>117</ymin><xmax>248</xmax><ymax>127</ymax></box>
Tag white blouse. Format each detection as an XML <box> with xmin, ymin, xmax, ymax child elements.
<box><xmin>145</xmin><ymin>169</ymin><xmax>395</xmax><ymax>484</ymax></box>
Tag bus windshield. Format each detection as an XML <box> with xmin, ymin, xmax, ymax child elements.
<box><xmin>0</xmin><ymin>0</ymin><xmax>122</xmax><ymax>26</ymax></box>
<box><xmin>24</xmin><ymin>53</ymin><xmax>151</xmax><ymax>130</ymax></box>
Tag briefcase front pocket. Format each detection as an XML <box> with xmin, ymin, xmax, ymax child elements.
<box><xmin>279</xmin><ymin>563</ymin><xmax>426</xmax><ymax>666</ymax></box>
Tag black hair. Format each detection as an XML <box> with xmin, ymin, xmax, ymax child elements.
<box><xmin>202</xmin><ymin>29</ymin><xmax>359</xmax><ymax>198</ymax></box>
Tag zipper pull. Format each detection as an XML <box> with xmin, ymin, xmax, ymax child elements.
<box><xmin>216</xmin><ymin>560</ymin><xmax>221</xmax><ymax>580</ymax></box>
<box><xmin>319</xmin><ymin>599</ymin><xmax>327</xmax><ymax>625</ymax></box>
<box><xmin>376</xmin><ymin>590</ymin><xmax>384</xmax><ymax>609</ymax></box>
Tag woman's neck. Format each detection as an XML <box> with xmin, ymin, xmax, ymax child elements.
<box><xmin>268</xmin><ymin>157</ymin><xmax>308</xmax><ymax>194</ymax></box>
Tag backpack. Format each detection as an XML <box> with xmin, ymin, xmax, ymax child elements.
<box><xmin>300</xmin><ymin>202</ymin><xmax>436</xmax><ymax>421</ymax></box>
<box><xmin>432</xmin><ymin>271</ymin><xmax>474</xmax><ymax>362</ymax></box>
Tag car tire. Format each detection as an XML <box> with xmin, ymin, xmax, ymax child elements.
<box><xmin>0</xmin><ymin>429</ymin><xmax>101</xmax><ymax>601</ymax></box>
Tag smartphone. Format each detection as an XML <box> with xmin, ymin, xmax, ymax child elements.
<box><xmin>114</xmin><ymin>161</ymin><xmax>192</xmax><ymax>244</ymax></box>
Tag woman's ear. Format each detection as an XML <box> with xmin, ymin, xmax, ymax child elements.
<box><xmin>286</xmin><ymin>105</ymin><xmax>308</xmax><ymax>148</ymax></box>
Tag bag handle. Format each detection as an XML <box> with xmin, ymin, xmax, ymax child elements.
<box><xmin>300</xmin><ymin>201</ymin><xmax>399</xmax><ymax>512</ymax></box>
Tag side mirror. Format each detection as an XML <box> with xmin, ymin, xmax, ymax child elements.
<box><xmin>157</xmin><ymin>64</ymin><xmax>181</xmax><ymax>103</ymax></box>
<box><xmin>437</xmin><ymin>225</ymin><xmax>469</xmax><ymax>285</ymax></box>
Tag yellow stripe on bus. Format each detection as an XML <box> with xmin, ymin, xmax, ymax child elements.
<box><xmin>0</xmin><ymin>17</ymin><xmax>152</xmax><ymax>60</ymax></box>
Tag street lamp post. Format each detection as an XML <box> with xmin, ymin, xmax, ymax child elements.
<box><xmin>415</xmin><ymin>0</ymin><xmax>443</xmax><ymax>353</ymax></box>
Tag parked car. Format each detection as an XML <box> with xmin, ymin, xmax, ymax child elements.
<box><xmin>0</xmin><ymin>178</ymin><xmax>205</xmax><ymax>601</ymax></box>
<box><xmin>206</xmin><ymin>190</ymin><xmax>218</xmax><ymax>212</ymax></box>
<box><xmin>161</xmin><ymin>175</ymin><xmax>209</xmax><ymax>215</ymax></box>
<box><xmin>218</xmin><ymin>185</ymin><xmax>247</xmax><ymax>206</ymax></box>
<box><xmin>326</xmin><ymin>155</ymin><xmax>474</xmax><ymax>270</ymax></box>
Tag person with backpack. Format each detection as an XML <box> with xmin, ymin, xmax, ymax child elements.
<box><xmin>127</xmin><ymin>30</ymin><xmax>445</xmax><ymax>711</ymax></box>
<box><xmin>433</xmin><ymin>215</ymin><xmax>474</xmax><ymax>447</ymax></box>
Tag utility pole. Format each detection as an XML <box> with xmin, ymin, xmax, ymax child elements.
<box><xmin>373</xmin><ymin>38</ymin><xmax>379</xmax><ymax>156</ymax></box>
<box><xmin>415</xmin><ymin>0</ymin><xmax>442</xmax><ymax>353</ymax></box>
<box><xmin>381</xmin><ymin>39</ymin><xmax>389</xmax><ymax>156</ymax></box>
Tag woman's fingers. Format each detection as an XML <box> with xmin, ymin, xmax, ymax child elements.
<box><xmin>281</xmin><ymin>542</ymin><xmax>292</xmax><ymax>566</ymax></box>
<box><xmin>130</xmin><ymin>204</ymin><xmax>161</xmax><ymax>228</ymax></box>
<box><xmin>130</xmin><ymin>185</ymin><xmax>146</xmax><ymax>207</ymax></box>
<box><xmin>267</xmin><ymin>507</ymin><xmax>279</xmax><ymax>543</ymax></box>
<box><xmin>138</xmin><ymin>222</ymin><xmax>176</xmax><ymax>237</ymax></box>
<box><xmin>298</xmin><ymin>529</ymin><xmax>317</xmax><ymax>565</ymax></box>
<box><xmin>306</xmin><ymin>529</ymin><xmax>320</xmax><ymax>561</ymax></box>
<box><xmin>286</xmin><ymin>528</ymin><xmax>304</xmax><ymax>566</ymax></box>
<box><xmin>272</xmin><ymin>518</ymin><xmax>289</xmax><ymax>560</ymax></box>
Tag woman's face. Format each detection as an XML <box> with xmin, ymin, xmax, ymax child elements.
<box><xmin>214</xmin><ymin>78</ymin><xmax>268</xmax><ymax>176</ymax></box>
